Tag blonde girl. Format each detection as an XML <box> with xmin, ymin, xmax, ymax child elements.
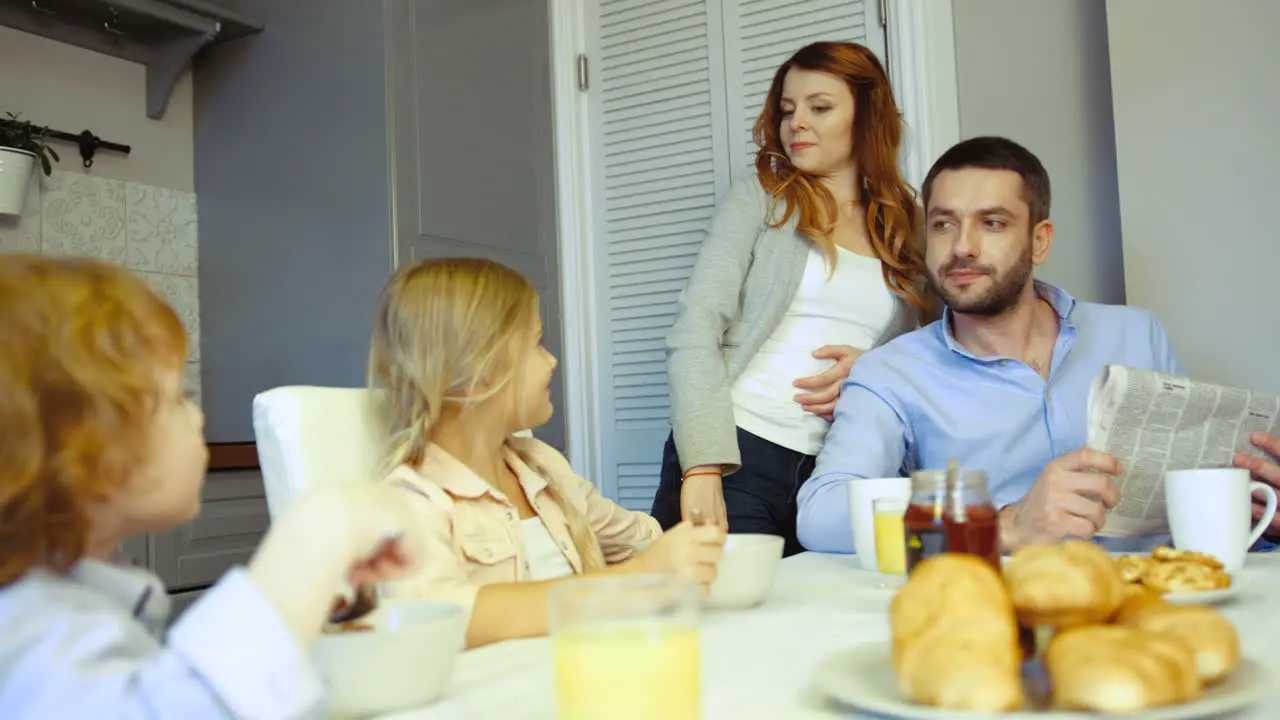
<box><xmin>0</xmin><ymin>255</ymin><xmax>424</xmax><ymax>719</ymax></box>
<box><xmin>371</xmin><ymin>257</ymin><xmax>726</xmax><ymax>648</ymax></box>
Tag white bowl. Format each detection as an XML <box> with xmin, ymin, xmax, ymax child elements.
<box><xmin>314</xmin><ymin>601</ymin><xmax>467</xmax><ymax>717</ymax></box>
<box><xmin>704</xmin><ymin>533</ymin><xmax>785</xmax><ymax>610</ymax></box>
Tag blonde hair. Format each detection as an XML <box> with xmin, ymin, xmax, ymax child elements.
<box><xmin>0</xmin><ymin>255</ymin><xmax>187</xmax><ymax>586</ymax></box>
<box><xmin>368</xmin><ymin>258</ymin><xmax>605</xmax><ymax>572</ymax></box>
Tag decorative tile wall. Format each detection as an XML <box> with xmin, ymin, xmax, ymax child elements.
<box><xmin>0</xmin><ymin>171</ymin><xmax>201</xmax><ymax>405</ymax></box>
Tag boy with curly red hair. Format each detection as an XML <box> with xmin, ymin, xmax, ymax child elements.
<box><xmin>0</xmin><ymin>255</ymin><xmax>424</xmax><ymax>718</ymax></box>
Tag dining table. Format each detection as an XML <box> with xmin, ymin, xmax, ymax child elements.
<box><xmin>378</xmin><ymin>551</ymin><xmax>1280</xmax><ymax>720</ymax></box>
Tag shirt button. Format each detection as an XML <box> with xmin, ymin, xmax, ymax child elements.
<box><xmin>485</xmin><ymin>549</ymin><xmax>494</xmax><ymax>559</ymax></box>
<box><xmin>999</xmin><ymin>359</ymin><xmax>1008</xmax><ymax>366</ymax></box>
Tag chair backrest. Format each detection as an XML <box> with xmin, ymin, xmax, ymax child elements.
<box><xmin>253</xmin><ymin>386</ymin><xmax>385</xmax><ymax>519</ymax></box>
<box><xmin>252</xmin><ymin>385</ymin><xmax>534</xmax><ymax>519</ymax></box>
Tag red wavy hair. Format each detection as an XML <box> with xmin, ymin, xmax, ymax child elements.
<box><xmin>753</xmin><ymin>41</ymin><xmax>926</xmax><ymax>309</ymax></box>
<box><xmin>0</xmin><ymin>255</ymin><xmax>187</xmax><ymax>586</ymax></box>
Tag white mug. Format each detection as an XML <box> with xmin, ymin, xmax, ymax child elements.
<box><xmin>847</xmin><ymin>477</ymin><xmax>912</xmax><ymax>572</ymax></box>
<box><xmin>1165</xmin><ymin>468</ymin><xmax>1278</xmax><ymax>573</ymax></box>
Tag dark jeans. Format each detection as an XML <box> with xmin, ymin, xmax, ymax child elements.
<box><xmin>650</xmin><ymin>427</ymin><xmax>815</xmax><ymax>557</ymax></box>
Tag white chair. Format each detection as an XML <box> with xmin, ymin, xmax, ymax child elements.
<box><xmin>253</xmin><ymin>386</ymin><xmax>385</xmax><ymax>519</ymax></box>
<box><xmin>252</xmin><ymin>385</ymin><xmax>535</xmax><ymax>519</ymax></box>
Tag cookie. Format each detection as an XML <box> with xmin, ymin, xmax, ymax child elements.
<box><xmin>1151</xmin><ymin>546</ymin><xmax>1225</xmax><ymax>570</ymax></box>
<box><xmin>1116</xmin><ymin>554</ymin><xmax>1155</xmax><ymax>583</ymax></box>
<box><xmin>1141</xmin><ymin>560</ymin><xmax>1232</xmax><ymax>594</ymax></box>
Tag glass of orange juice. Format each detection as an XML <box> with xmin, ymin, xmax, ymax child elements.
<box><xmin>873</xmin><ymin>497</ymin><xmax>908</xmax><ymax>575</ymax></box>
<box><xmin>548</xmin><ymin>574</ymin><xmax>701</xmax><ymax>720</ymax></box>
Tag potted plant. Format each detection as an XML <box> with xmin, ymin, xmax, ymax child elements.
<box><xmin>0</xmin><ymin>112</ymin><xmax>60</xmax><ymax>215</ymax></box>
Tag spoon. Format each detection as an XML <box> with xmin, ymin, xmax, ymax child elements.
<box><xmin>329</xmin><ymin>583</ymin><xmax>378</xmax><ymax>626</ymax></box>
<box><xmin>326</xmin><ymin>531</ymin><xmax>403</xmax><ymax>626</ymax></box>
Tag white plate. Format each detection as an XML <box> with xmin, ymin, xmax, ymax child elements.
<box><xmin>814</xmin><ymin>642</ymin><xmax>1268</xmax><ymax>719</ymax></box>
<box><xmin>1163</xmin><ymin>583</ymin><xmax>1242</xmax><ymax>605</ymax></box>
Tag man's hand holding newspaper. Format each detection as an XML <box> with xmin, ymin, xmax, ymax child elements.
<box><xmin>1085</xmin><ymin>365</ymin><xmax>1280</xmax><ymax>538</ymax></box>
<box><xmin>1234</xmin><ymin>431</ymin><xmax>1280</xmax><ymax>538</ymax></box>
<box><xmin>998</xmin><ymin>448</ymin><xmax>1121</xmax><ymax>551</ymax></box>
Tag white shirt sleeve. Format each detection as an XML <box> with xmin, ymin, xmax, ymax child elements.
<box><xmin>0</xmin><ymin>568</ymin><xmax>326</xmax><ymax>720</ymax></box>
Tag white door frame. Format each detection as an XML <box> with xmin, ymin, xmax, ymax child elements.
<box><xmin>548</xmin><ymin>0</ymin><xmax>960</xmax><ymax>484</ymax></box>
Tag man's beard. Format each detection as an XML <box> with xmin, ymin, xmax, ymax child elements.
<box><xmin>928</xmin><ymin>243</ymin><xmax>1034</xmax><ymax>317</ymax></box>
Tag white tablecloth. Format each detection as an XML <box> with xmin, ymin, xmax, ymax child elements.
<box><xmin>380</xmin><ymin>552</ymin><xmax>1280</xmax><ymax>719</ymax></box>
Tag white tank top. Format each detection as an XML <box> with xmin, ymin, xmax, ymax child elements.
<box><xmin>730</xmin><ymin>245</ymin><xmax>897</xmax><ymax>455</ymax></box>
<box><xmin>520</xmin><ymin>518</ymin><xmax>574</xmax><ymax>581</ymax></box>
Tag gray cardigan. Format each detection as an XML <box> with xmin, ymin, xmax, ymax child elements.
<box><xmin>665</xmin><ymin>176</ymin><xmax>920</xmax><ymax>474</ymax></box>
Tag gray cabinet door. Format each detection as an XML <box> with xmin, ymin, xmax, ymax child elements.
<box><xmin>385</xmin><ymin>0</ymin><xmax>567</xmax><ymax>452</ymax></box>
<box><xmin>168</xmin><ymin>588</ymin><xmax>204</xmax><ymax>626</ymax></box>
<box><xmin>150</xmin><ymin>470</ymin><xmax>270</xmax><ymax>591</ymax></box>
<box><xmin>118</xmin><ymin>535</ymin><xmax>150</xmax><ymax>569</ymax></box>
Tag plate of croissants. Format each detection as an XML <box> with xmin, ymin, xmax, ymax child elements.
<box><xmin>813</xmin><ymin>542</ymin><xmax>1267</xmax><ymax>717</ymax></box>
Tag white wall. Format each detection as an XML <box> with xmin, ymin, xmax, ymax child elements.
<box><xmin>1107</xmin><ymin>0</ymin><xmax>1280</xmax><ymax>394</ymax></box>
<box><xmin>0</xmin><ymin>28</ymin><xmax>201</xmax><ymax>404</ymax></box>
<box><xmin>951</xmin><ymin>0</ymin><xmax>1125</xmax><ymax>305</ymax></box>
<box><xmin>0</xmin><ymin>26</ymin><xmax>194</xmax><ymax>191</ymax></box>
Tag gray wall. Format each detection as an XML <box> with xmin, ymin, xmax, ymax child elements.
<box><xmin>1107</xmin><ymin>0</ymin><xmax>1280</xmax><ymax>394</ymax></box>
<box><xmin>950</xmin><ymin>0</ymin><xmax>1125</xmax><ymax>305</ymax></box>
<box><xmin>194</xmin><ymin>1</ymin><xmax>393</xmax><ymax>441</ymax></box>
<box><xmin>385</xmin><ymin>0</ymin><xmax>568</xmax><ymax>451</ymax></box>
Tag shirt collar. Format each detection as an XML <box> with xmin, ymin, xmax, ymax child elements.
<box><xmin>505</xmin><ymin>443</ymin><xmax>550</xmax><ymax>497</ymax></box>
<box><xmin>939</xmin><ymin>279</ymin><xmax>1077</xmax><ymax>360</ymax></box>
<box><xmin>69</xmin><ymin>557</ymin><xmax>169</xmax><ymax>629</ymax></box>
<box><xmin>422</xmin><ymin>440</ymin><xmax>548</xmax><ymax>503</ymax></box>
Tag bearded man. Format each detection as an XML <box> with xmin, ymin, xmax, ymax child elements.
<box><xmin>796</xmin><ymin>136</ymin><xmax>1183</xmax><ymax>555</ymax></box>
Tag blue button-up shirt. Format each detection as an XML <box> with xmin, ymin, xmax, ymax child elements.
<box><xmin>0</xmin><ymin>559</ymin><xmax>325</xmax><ymax>719</ymax></box>
<box><xmin>796</xmin><ymin>281</ymin><xmax>1186</xmax><ymax>554</ymax></box>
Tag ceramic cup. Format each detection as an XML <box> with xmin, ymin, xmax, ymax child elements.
<box><xmin>1165</xmin><ymin>467</ymin><xmax>1278</xmax><ymax>572</ymax></box>
<box><xmin>704</xmin><ymin>533</ymin><xmax>785</xmax><ymax>610</ymax></box>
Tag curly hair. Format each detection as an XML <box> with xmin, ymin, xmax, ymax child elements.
<box><xmin>753</xmin><ymin>41</ymin><xmax>926</xmax><ymax>309</ymax></box>
<box><xmin>0</xmin><ymin>255</ymin><xmax>187</xmax><ymax>586</ymax></box>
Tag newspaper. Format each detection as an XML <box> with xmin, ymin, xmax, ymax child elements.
<box><xmin>1086</xmin><ymin>365</ymin><xmax>1280</xmax><ymax>537</ymax></box>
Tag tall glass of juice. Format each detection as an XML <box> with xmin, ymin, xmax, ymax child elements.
<box><xmin>548</xmin><ymin>574</ymin><xmax>701</xmax><ymax>720</ymax></box>
<box><xmin>872</xmin><ymin>497</ymin><xmax>908</xmax><ymax>575</ymax></box>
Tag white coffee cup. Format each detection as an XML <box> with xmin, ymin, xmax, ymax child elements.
<box><xmin>847</xmin><ymin>477</ymin><xmax>912</xmax><ymax>572</ymax></box>
<box><xmin>1165</xmin><ymin>468</ymin><xmax>1278</xmax><ymax>573</ymax></box>
<box><xmin>704</xmin><ymin>533</ymin><xmax>785</xmax><ymax>610</ymax></box>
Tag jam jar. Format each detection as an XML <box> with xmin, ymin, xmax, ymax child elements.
<box><xmin>903</xmin><ymin>467</ymin><xmax>1001</xmax><ymax>574</ymax></box>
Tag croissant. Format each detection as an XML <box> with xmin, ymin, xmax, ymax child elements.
<box><xmin>890</xmin><ymin>554</ymin><xmax>1024</xmax><ymax>712</ymax></box>
<box><xmin>1046</xmin><ymin>625</ymin><xmax>1201</xmax><ymax>711</ymax></box>
<box><xmin>1110</xmin><ymin>582</ymin><xmax>1170</xmax><ymax>624</ymax></box>
<box><xmin>1004</xmin><ymin>540</ymin><xmax>1124</xmax><ymax>628</ymax></box>
<box><xmin>1117</xmin><ymin>601</ymin><xmax>1240</xmax><ymax>683</ymax></box>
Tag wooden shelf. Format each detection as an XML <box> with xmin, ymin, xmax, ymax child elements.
<box><xmin>0</xmin><ymin>0</ymin><xmax>262</xmax><ymax>120</ymax></box>
<box><xmin>207</xmin><ymin>442</ymin><xmax>259</xmax><ymax>471</ymax></box>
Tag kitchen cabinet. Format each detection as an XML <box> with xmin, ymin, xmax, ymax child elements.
<box><xmin>117</xmin><ymin>466</ymin><xmax>269</xmax><ymax>617</ymax></box>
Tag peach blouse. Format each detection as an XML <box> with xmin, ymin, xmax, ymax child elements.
<box><xmin>382</xmin><ymin>437</ymin><xmax>661</xmax><ymax>621</ymax></box>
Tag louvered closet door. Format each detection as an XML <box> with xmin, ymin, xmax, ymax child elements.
<box><xmin>721</xmin><ymin>0</ymin><xmax>887</xmax><ymax>171</ymax></box>
<box><xmin>584</xmin><ymin>0</ymin><xmax>732</xmax><ymax>509</ymax></box>
<box><xmin>583</xmin><ymin>1</ymin><xmax>886</xmax><ymax>510</ymax></box>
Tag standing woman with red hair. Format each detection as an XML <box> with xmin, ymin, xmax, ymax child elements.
<box><xmin>651</xmin><ymin>41</ymin><xmax>930</xmax><ymax>555</ymax></box>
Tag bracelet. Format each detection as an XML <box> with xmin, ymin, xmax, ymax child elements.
<box><xmin>682</xmin><ymin>471</ymin><xmax>721</xmax><ymax>481</ymax></box>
